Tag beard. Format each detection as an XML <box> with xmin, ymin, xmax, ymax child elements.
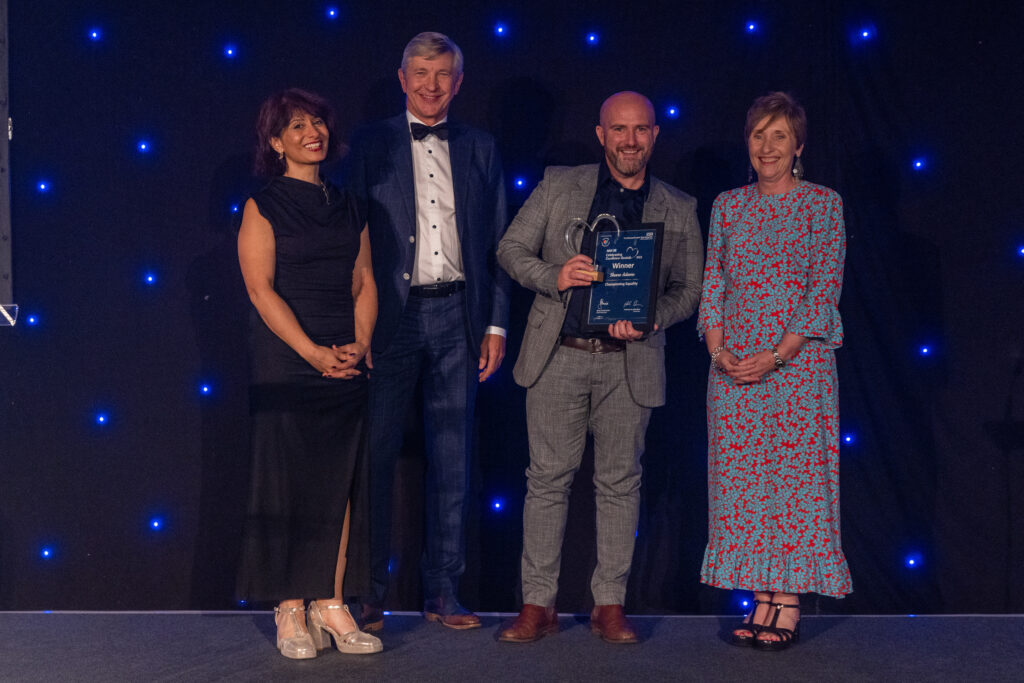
<box><xmin>606</xmin><ymin>146</ymin><xmax>649</xmax><ymax>178</ymax></box>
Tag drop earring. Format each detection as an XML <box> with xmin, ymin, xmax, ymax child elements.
<box><xmin>792</xmin><ymin>156</ymin><xmax>804</xmax><ymax>180</ymax></box>
<box><xmin>747</xmin><ymin>165</ymin><xmax>754</xmax><ymax>184</ymax></box>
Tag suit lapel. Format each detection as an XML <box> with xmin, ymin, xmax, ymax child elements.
<box><xmin>641</xmin><ymin>178</ymin><xmax>668</xmax><ymax>224</ymax></box>
<box><xmin>569</xmin><ymin>173</ymin><xmax>595</xmax><ymax>221</ymax></box>
<box><xmin>559</xmin><ymin>167</ymin><xmax>600</xmax><ymax>311</ymax></box>
<box><xmin>565</xmin><ymin>167</ymin><xmax>599</xmax><ymax>252</ymax></box>
<box><xmin>449</xmin><ymin>123</ymin><xmax>471</xmax><ymax>243</ymax></box>
<box><xmin>642</xmin><ymin>179</ymin><xmax>672</xmax><ymax>289</ymax></box>
<box><xmin>389</xmin><ymin>115</ymin><xmax>417</xmax><ymax>237</ymax></box>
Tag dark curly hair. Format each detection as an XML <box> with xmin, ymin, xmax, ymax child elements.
<box><xmin>253</xmin><ymin>88</ymin><xmax>340</xmax><ymax>176</ymax></box>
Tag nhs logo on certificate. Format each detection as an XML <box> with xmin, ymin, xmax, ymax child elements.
<box><xmin>584</xmin><ymin>223</ymin><xmax>665</xmax><ymax>334</ymax></box>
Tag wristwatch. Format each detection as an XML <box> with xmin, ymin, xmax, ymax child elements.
<box><xmin>771</xmin><ymin>347</ymin><xmax>785</xmax><ymax>369</ymax></box>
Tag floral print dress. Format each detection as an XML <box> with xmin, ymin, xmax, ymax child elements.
<box><xmin>697</xmin><ymin>181</ymin><xmax>852</xmax><ymax>597</ymax></box>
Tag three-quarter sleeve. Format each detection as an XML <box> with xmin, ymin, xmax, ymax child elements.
<box><xmin>696</xmin><ymin>194</ymin><xmax>727</xmax><ymax>337</ymax></box>
<box><xmin>785</xmin><ymin>190</ymin><xmax>846</xmax><ymax>348</ymax></box>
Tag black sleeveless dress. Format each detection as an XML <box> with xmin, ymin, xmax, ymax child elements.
<box><xmin>237</xmin><ymin>176</ymin><xmax>370</xmax><ymax>602</ymax></box>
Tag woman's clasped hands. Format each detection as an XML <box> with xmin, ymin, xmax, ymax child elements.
<box><xmin>307</xmin><ymin>342</ymin><xmax>369</xmax><ymax>379</ymax></box>
<box><xmin>716</xmin><ymin>349</ymin><xmax>777</xmax><ymax>385</ymax></box>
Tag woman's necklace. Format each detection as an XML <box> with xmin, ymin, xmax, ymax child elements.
<box><xmin>319</xmin><ymin>179</ymin><xmax>331</xmax><ymax>205</ymax></box>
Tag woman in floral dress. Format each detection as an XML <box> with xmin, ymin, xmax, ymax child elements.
<box><xmin>697</xmin><ymin>92</ymin><xmax>851</xmax><ymax>650</ymax></box>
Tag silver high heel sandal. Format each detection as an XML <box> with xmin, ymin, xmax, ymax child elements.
<box><xmin>274</xmin><ymin>606</ymin><xmax>317</xmax><ymax>660</ymax></box>
<box><xmin>307</xmin><ymin>600</ymin><xmax>383</xmax><ymax>655</ymax></box>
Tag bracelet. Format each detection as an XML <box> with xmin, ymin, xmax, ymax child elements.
<box><xmin>710</xmin><ymin>345</ymin><xmax>725</xmax><ymax>369</ymax></box>
<box><xmin>771</xmin><ymin>347</ymin><xmax>785</xmax><ymax>370</ymax></box>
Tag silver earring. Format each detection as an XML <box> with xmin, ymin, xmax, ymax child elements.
<box><xmin>792</xmin><ymin>157</ymin><xmax>804</xmax><ymax>180</ymax></box>
<box><xmin>277</xmin><ymin>151</ymin><xmax>284</xmax><ymax>160</ymax></box>
<box><xmin>747</xmin><ymin>165</ymin><xmax>754</xmax><ymax>184</ymax></box>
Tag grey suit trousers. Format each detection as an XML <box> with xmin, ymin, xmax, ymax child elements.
<box><xmin>521</xmin><ymin>344</ymin><xmax>651</xmax><ymax>607</ymax></box>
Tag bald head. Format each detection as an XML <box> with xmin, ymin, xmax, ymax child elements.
<box><xmin>595</xmin><ymin>91</ymin><xmax>659</xmax><ymax>189</ymax></box>
<box><xmin>599</xmin><ymin>91</ymin><xmax>656</xmax><ymax>129</ymax></box>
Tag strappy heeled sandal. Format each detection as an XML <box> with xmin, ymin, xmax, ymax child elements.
<box><xmin>307</xmin><ymin>600</ymin><xmax>383</xmax><ymax>655</ymax></box>
<box><xmin>730</xmin><ymin>596</ymin><xmax>772</xmax><ymax>647</ymax></box>
<box><xmin>754</xmin><ymin>600</ymin><xmax>800</xmax><ymax>651</ymax></box>
<box><xmin>274</xmin><ymin>606</ymin><xmax>316</xmax><ymax>659</ymax></box>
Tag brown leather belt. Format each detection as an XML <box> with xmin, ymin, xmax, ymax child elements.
<box><xmin>409</xmin><ymin>280</ymin><xmax>466</xmax><ymax>298</ymax></box>
<box><xmin>559</xmin><ymin>335</ymin><xmax>626</xmax><ymax>354</ymax></box>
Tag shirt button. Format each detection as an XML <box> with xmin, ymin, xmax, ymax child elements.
<box><xmin>432</xmin><ymin>225</ymin><xmax>437</xmax><ymax>229</ymax></box>
<box><xmin>429</xmin><ymin>173</ymin><xmax>434</xmax><ymax>178</ymax></box>
<box><xmin>430</xmin><ymin>199</ymin><xmax>435</xmax><ymax>204</ymax></box>
<box><xmin>408</xmin><ymin>235</ymin><xmax>415</xmax><ymax>243</ymax></box>
<box><xmin>402</xmin><ymin>273</ymin><xmax>410</xmax><ymax>280</ymax></box>
<box><xmin>428</xmin><ymin>149</ymin><xmax>433</xmax><ymax>154</ymax></box>
<box><xmin>434</xmin><ymin>251</ymin><xmax>438</xmax><ymax>255</ymax></box>
<box><xmin>436</xmin><ymin>277</ymin><xmax>441</xmax><ymax>281</ymax></box>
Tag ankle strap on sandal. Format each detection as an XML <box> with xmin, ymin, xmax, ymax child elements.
<box><xmin>274</xmin><ymin>606</ymin><xmax>306</xmax><ymax>614</ymax></box>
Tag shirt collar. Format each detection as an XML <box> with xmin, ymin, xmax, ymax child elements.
<box><xmin>406</xmin><ymin>111</ymin><xmax>449</xmax><ymax>128</ymax></box>
<box><xmin>598</xmin><ymin>159</ymin><xmax>651</xmax><ymax>199</ymax></box>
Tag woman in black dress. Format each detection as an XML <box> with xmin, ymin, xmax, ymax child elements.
<box><xmin>237</xmin><ymin>89</ymin><xmax>381</xmax><ymax>659</ymax></box>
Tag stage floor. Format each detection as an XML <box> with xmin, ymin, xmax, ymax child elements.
<box><xmin>3</xmin><ymin>611</ymin><xmax>1021</xmax><ymax>681</ymax></box>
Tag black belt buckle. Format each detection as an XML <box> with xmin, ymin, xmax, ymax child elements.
<box><xmin>409</xmin><ymin>281</ymin><xmax>465</xmax><ymax>298</ymax></box>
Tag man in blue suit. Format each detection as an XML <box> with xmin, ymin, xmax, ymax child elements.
<box><xmin>346</xmin><ymin>31</ymin><xmax>510</xmax><ymax>631</ymax></box>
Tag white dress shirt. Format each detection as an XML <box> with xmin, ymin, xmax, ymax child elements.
<box><xmin>407</xmin><ymin>111</ymin><xmax>463</xmax><ymax>287</ymax></box>
<box><xmin>406</xmin><ymin>111</ymin><xmax>504</xmax><ymax>338</ymax></box>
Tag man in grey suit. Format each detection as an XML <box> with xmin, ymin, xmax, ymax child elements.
<box><xmin>496</xmin><ymin>91</ymin><xmax>703</xmax><ymax>643</ymax></box>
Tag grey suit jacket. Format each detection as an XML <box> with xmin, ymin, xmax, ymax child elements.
<box><xmin>497</xmin><ymin>164</ymin><xmax>704</xmax><ymax>408</ymax></box>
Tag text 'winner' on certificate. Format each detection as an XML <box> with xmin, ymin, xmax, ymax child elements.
<box><xmin>584</xmin><ymin>222</ymin><xmax>664</xmax><ymax>334</ymax></box>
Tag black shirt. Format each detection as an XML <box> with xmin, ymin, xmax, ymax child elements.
<box><xmin>560</xmin><ymin>161</ymin><xmax>651</xmax><ymax>339</ymax></box>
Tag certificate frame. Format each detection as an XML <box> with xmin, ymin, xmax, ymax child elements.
<box><xmin>583</xmin><ymin>222</ymin><xmax>664</xmax><ymax>334</ymax></box>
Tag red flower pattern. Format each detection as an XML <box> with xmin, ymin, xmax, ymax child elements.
<box><xmin>697</xmin><ymin>182</ymin><xmax>852</xmax><ymax>598</ymax></box>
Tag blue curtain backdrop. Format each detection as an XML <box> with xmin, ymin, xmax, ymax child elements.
<box><xmin>1</xmin><ymin>0</ymin><xmax>1021</xmax><ymax>613</ymax></box>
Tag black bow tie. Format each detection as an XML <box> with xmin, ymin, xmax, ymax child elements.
<box><xmin>410</xmin><ymin>121</ymin><xmax>449</xmax><ymax>141</ymax></box>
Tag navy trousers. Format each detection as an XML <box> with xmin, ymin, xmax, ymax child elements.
<box><xmin>367</xmin><ymin>290</ymin><xmax>477</xmax><ymax>608</ymax></box>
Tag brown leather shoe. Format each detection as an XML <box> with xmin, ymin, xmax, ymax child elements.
<box><xmin>423</xmin><ymin>598</ymin><xmax>482</xmax><ymax>630</ymax></box>
<box><xmin>590</xmin><ymin>604</ymin><xmax>638</xmax><ymax>644</ymax></box>
<box><xmin>498</xmin><ymin>604</ymin><xmax>558</xmax><ymax>643</ymax></box>
<box><xmin>360</xmin><ymin>604</ymin><xmax>384</xmax><ymax>633</ymax></box>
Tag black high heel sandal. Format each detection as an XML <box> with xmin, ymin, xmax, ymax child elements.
<box><xmin>730</xmin><ymin>595</ymin><xmax>771</xmax><ymax>647</ymax></box>
<box><xmin>754</xmin><ymin>600</ymin><xmax>800</xmax><ymax>651</ymax></box>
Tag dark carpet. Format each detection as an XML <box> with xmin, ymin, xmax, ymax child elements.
<box><xmin>2</xmin><ymin>612</ymin><xmax>1021</xmax><ymax>682</ymax></box>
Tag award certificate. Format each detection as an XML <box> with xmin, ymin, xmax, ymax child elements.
<box><xmin>584</xmin><ymin>222</ymin><xmax>663</xmax><ymax>333</ymax></box>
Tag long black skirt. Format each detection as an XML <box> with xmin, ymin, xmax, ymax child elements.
<box><xmin>237</xmin><ymin>383</ymin><xmax>371</xmax><ymax>603</ymax></box>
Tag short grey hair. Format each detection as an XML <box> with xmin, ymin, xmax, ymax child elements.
<box><xmin>400</xmin><ymin>32</ymin><xmax>464</xmax><ymax>76</ymax></box>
